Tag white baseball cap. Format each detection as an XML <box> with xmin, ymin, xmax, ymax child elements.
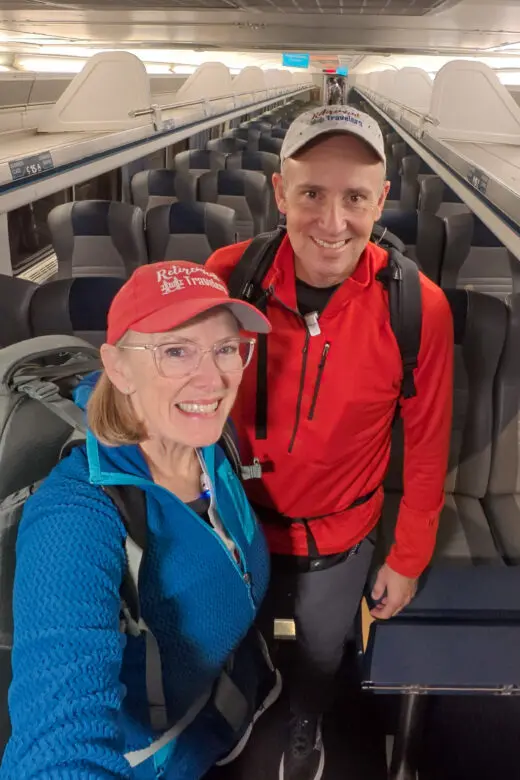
<box><xmin>280</xmin><ymin>105</ymin><xmax>386</xmax><ymax>165</ymax></box>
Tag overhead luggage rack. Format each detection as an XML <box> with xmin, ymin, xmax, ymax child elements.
<box><xmin>355</xmin><ymin>60</ymin><xmax>520</xmax><ymax>259</ymax></box>
<box><xmin>0</xmin><ymin>52</ymin><xmax>311</xmax><ymax>212</ymax></box>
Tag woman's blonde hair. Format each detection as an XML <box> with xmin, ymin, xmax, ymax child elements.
<box><xmin>87</xmin><ymin>371</ymin><xmax>146</xmax><ymax>447</ymax></box>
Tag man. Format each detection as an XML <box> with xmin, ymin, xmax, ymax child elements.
<box><xmin>206</xmin><ymin>105</ymin><xmax>453</xmax><ymax>780</ymax></box>
<box><xmin>327</xmin><ymin>78</ymin><xmax>342</xmax><ymax>105</ymax></box>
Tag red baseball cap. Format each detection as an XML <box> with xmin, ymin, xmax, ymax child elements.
<box><xmin>106</xmin><ymin>261</ymin><xmax>271</xmax><ymax>345</ymax></box>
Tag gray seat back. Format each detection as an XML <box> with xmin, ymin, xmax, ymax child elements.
<box><xmin>206</xmin><ymin>137</ymin><xmax>247</xmax><ymax>153</ymax></box>
<box><xmin>419</xmin><ymin>176</ymin><xmax>471</xmax><ymax>219</ymax></box>
<box><xmin>29</xmin><ymin>277</ymin><xmax>125</xmax><ymax>347</ymax></box>
<box><xmin>174</xmin><ymin>149</ymin><xmax>226</xmax><ymax>177</ymax></box>
<box><xmin>146</xmin><ymin>201</ymin><xmax>237</xmax><ymax>265</ymax></box>
<box><xmin>225</xmin><ymin>127</ymin><xmax>261</xmax><ymax>152</ymax></box>
<box><xmin>241</xmin><ymin>121</ymin><xmax>272</xmax><ymax>133</ymax></box>
<box><xmin>258</xmin><ymin>136</ymin><xmax>283</xmax><ymax>156</ymax></box>
<box><xmin>399</xmin><ymin>155</ymin><xmax>434</xmax><ymax>211</ymax></box>
<box><xmin>48</xmin><ymin>201</ymin><xmax>148</xmax><ymax>280</ymax></box>
<box><xmin>130</xmin><ymin>169</ymin><xmax>197</xmax><ymax>214</ymax></box>
<box><xmin>452</xmin><ymin>217</ymin><xmax>516</xmax><ymax>303</ymax></box>
<box><xmin>225</xmin><ymin>151</ymin><xmax>280</xmax><ymax>229</ymax></box>
<box><xmin>198</xmin><ymin>169</ymin><xmax>268</xmax><ymax>241</ymax></box>
<box><xmin>0</xmin><ymin>276</ymin><xmax>38</xmax><ymax>348</ymax></box>
<box><xmin>385</xmin><ymin>290</ymin><xmax>508</xmax><ymax>501</ymax></box>
<box><xmin>225</xmin><ymin>150</ymin><xmax>280</xmax><ymax>178</ymax></box>
<box><xmin>377</xmin><ymin>210</ymin><xmax>420</xmax><ymax>266</ymax></box>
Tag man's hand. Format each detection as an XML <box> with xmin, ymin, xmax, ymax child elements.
<box><xmin>370</xmin><ymin>563</ymin><xmax>417</xmax><ymax>619</ymax></box>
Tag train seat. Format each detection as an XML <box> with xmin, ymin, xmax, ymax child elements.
<box><xmin>483</xmin><ymin>294</ymin><xmax>520</xmax><ymax>563</ymax></box>
<box><xmin>240</xmin><ymin>121</ymin><xmax>273</xmax><ymax>133</ymax></box>
<box><xmin>381</xmin><ymin>289</ymin><xmax>508</xmax><ymax>566</ymax></box>
<box><xmin>48</xmin><ymin>201</ymin><xmax>148</xmax><ymax>280</ymax></box>
<box><xmin>146</xmin><ymin>201</ymin><xmax>237</xmax><ymax>265</ymax></box>
<box><xmin>270</xmin><ymin>127</ymin><xmax>287</xmax><ymax>139</ymax></box>
<box><xmin>198</xmin><ymin>169</ymin><xmax>268</xmax><ymax>241</ymax></box>
<box><xmin>173</xmin><ymin>150</ymin><xmax>227</xmax><ymax>184</ymax></box>
<box><xmin>206</xmin><ymin>137</ymin><xmax>247</xmax><ymax>153</ymax></box>
<box><xmin>29</xmin><ymin>277</ymin><xmax>125</xmax><ymax>347</ymax></box>
<box><xmin>130</xmin><ymin>169</ymin><xmax>197</xmax><ymax>214</ymax></box>
<box><xmin>377</xmin><ymin>209</ymin><xmax>448</xmax><ymax>284</ymax></box>
<box><xmin>225</xmin><ymin>151</ymin><xmax>280</xmax><ymax>229</ymax></box>
<box><xmin>419</xmin><ymin>175</ymin><xmax>471</xmax><ymax>219</ymax></box>
<box><xmin>258</xmin><ymin>135</ymin><xmax>283</xmax><ymax>156</ymax></box>
<box><xmin>0</xmin><ymin>276</ymin><xmax>38</xmax><ymax>348</ymax></box>
<box><xmin>224</xmin><ymin>127</ymin><xmax>261</xmax><ymax>152</ymax></box>
<box><xmin>446</xmin><ymin>216</ymin><xmax>516</xmax><ymax>302</ymax></box>
<box><xmin>399</xmin><ymin>154</ymin><xmax>435</xmax><ymax>211</ymax></box>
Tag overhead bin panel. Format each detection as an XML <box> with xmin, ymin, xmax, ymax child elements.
<box><xmin>429</xmin><ymin>61</ymin><xmax>520</xmax><ymax>145</ymax></box>
<box><xmin>355</xmin><ymin>61</ymin><xmax>520</xmax><ymax>259</ymax></box>
<box><xmin>232</xmin><ymin>67</ymin><xmax>268</xmax><ymax>106</ymax></box>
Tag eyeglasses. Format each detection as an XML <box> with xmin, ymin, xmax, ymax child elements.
<box><xmin>119</xmin><ymin>336</ymin><xmax>256</xmax><ymax>379</ymax></box>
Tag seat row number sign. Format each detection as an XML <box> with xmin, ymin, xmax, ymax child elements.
<box><xmin>9</xmin><ymin>151</ymin><xmax>55</xmax><ymax>182</ymax></box>
<box><xmin>467</xmin><ymin>166</ymin><xmax>489</xmax><ymax>195</ymax></box>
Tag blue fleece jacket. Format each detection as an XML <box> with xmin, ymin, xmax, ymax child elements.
<box><xmin>0</xmin><ymin>381</ymin><xmax>270</xmax><ymax>779</ymax></box>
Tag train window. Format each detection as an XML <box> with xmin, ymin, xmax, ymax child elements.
<box><xmin>73</xmin><ymin>169</ymin><xmax>120</xmax><ymax>201</ymax></box>
<box><xmin>8</xmin><ymin>188</ymin><xmax>71</xmax><ymax>274</ymax></box>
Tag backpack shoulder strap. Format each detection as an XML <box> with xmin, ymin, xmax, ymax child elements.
<box><xmin>372</xmin><ymin>223</ymin><xmax>407</xmax><ymax>255</ymax></box>
<box><xmin>102</xmin><ymin>484</ymin><xmax>148</xmax><ymax>626</ymax></box>
<box><xmin>227</xmin><ymin>225</ymin><xmax>286</xmax><ymax>304</ymax></box>
<box><xmin>376</xmin><ymin>249</ymin><xmax>422</xmax><ymax>400</ymax></box>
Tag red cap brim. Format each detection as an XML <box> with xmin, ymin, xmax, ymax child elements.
<box><xmin>128</xmin><ymin>297</ymin><xmax>271</xmax><ymax>337</ymax></box>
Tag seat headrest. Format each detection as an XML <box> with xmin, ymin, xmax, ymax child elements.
<box><xmin>378</xmin><ymin>210</ymin><xmax>418</xmax><ymax>245</ymax></box>
<box><xmin>0</xmin><ymin>275</ymin><xmax>38</xmax><ymax>348</ymax></box>
<box><xmin>30</xmin><ymin>277</ymin><xmax>125</xmax><ymax>336</ymax></box>
<box><xmin>167</xmin><ymin>201</ymin><xmax>207</xmax><ymax>234</ymax></box>
<box><xmin>472</xmin><ymin>217</ymin><xmax>503</xmax><ymax>248</ymax></box>
<box><xmin>216</xmin><ymin>170</ymin><xmax>249</xmax><ymax>195</ymax></box>
<box><xmin>67</xmin><ymin>200</ymin><xmax>138</xmax><ymax>236</ymax></box>
<box><xmin>147</xmin><ymin>169</ymin><xmax>180</xmax><ymax>196</ymax></box>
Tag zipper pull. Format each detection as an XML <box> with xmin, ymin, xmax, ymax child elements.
<box><xmin>319</xmin><ymin>342</ymin><xmax>331</xmax><ymax>366</ymax></box>
<box><xmin>241</xmin><ymin>458</ymin><xmax>262</xmax><ymax>480</ymax></box>
<box><xmin>304</xmin><ymin>311</ymin><xmax>321</xmax><ymax>336</ymax></box>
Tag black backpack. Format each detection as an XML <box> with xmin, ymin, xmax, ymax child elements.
<box><xmin>226</xmin><ymin>224</ymin><xmax>422</xmax><ymax>440</ymax></box>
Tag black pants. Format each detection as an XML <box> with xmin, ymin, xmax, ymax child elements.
<box><xmin>257</xmin><ymin>533</ymin><xmax>376</xmax><ymax>716</ymax></box>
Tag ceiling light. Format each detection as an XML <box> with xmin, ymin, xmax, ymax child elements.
<box><xmin>172</xmin><ymin>65</ymin><xmax>197</xmax><ymax>75</ymax></box>
<box><xmin>144</xmin><ymin>63</ymin><xmax>172</xmax><ymax>75</ymax></box>
<box><xmin>16</xmin><ymin>56</ymin><xmax>86</xmax><ymax>73</ymax></box>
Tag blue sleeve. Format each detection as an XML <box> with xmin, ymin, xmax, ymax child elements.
<box><xmin>0</xmin><ymin>470</ymin><xmax>133</xmax><ymax>779</ymax></box>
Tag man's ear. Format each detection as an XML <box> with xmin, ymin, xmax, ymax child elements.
<box><xmin>272</xmin><ymin>172</ymin><xmax>287</xmax><ymax>215</ymax></box>
<box><xmin>374</xmin><ymin>180</ymin><xmax>391</xmax><ymax>221</ymax></box>
<box><xmin>100</xmin><ymin>343</ymin><xmax>134</xmax><ymax>395</ymax></box>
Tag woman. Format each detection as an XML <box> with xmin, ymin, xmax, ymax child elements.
<box><xmin>1</xmin><ymin>261</ymin><xmax>280</xmax><ymax>779</ymax></box>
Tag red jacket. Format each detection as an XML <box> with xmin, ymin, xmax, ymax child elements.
<box><xmin>206</xmin><ymin>236</ymin><xmax>454</xmax><ymax>579</ymax></box>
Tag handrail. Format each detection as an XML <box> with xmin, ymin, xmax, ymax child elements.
<box><xmin>129</xmin><ymin>83</ymin><xmax>310</xmax><ymax>118</ymax></box>
<box><xmin>361</xmin><ymin>89</ymin><xmax>438</xmax><ymax>126</ymax></box>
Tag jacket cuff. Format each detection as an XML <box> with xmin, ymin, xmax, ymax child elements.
<box><xmin>385</xmin><ymin>496</ymin><xmax>444</xmax><ymax>579</ymax></box>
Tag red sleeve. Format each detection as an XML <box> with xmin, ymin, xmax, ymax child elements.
<box><xmin>386</xmin><ymin>277</ymin><xmax>454</xmax><ymax>579</ymax></box>
<box><xmin>205</xmin><ymin>240</ymin><xmax>252</xmax><ymax>284</ymax></box>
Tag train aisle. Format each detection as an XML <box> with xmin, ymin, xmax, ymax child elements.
<box><xmin>206</xmin><ymin>644</ymin><xmax>388</xmax><ymax>780</ymax></box>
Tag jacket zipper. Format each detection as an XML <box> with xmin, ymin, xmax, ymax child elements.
<box><xmin>267</xmin><ymin>286</ymin><xmax>323</xmax><ymax>454</ymax></box>
<box><xmin>308</xmin><ymin>342</ymin><xmax>330</xmax><ymax>421</ymax></box>
<box><xmin>288</xmin><ymin>328</ymin><xmax>311</xmax><ymax>453</ymax></box>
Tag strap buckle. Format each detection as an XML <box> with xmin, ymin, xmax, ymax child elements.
<box><xmin>17</xmin><ymin>379</ymin><xmax>62</xmax><ymax>403</ymax></box>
